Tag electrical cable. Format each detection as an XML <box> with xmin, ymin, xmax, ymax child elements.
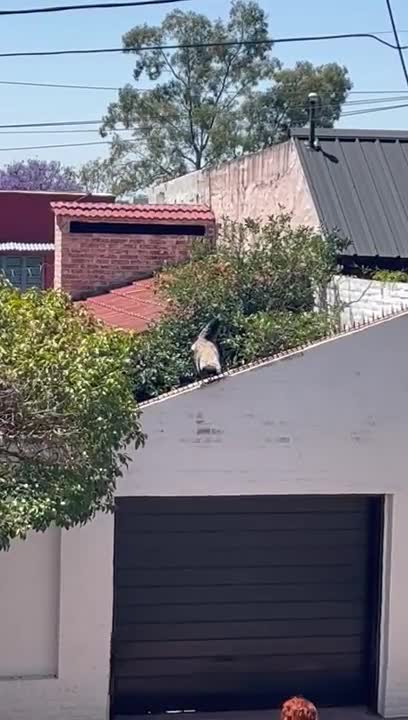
<box><xmin>0</xmin><ymin>0</ymin><xmax>189</xmax><ymax>17</ymax></box>
<box><xmin>0</xmin><ymin>32</ymin><xmax>406</xmax><ymax>59</ymax></box>
<box><xmin>0</xmin><ymin>141</ymin><xmax>110</xmax><ymax>151</ymax></box>
<box><xmin>384</xmin><ymin>0</ymin><xmax>408</xmax><ymax>88</ymax></box>
<box><xmin>340</xmin><ymin>101</ymin><xmax>408</xmax><ymax>117</ymax></box>
<box><xmin>1</xmin><ymin>95</ymin><xmax>407</xmax><ymax>133</ymax></box>
<box><xmin>1</xmin><ymin>77</ymin><xmax>408</xmax><ymax>95</ymax></box>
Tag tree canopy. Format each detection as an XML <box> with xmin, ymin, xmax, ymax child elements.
<box><xmin>0</xmin><ymin>159</ymin><xmax>82</xmax><ymax>192</ymax></box>
<box><xmin>0</xmin><ymin>285</ymin><xmax>143</xmax><ymax>549</ymax></box>
<box><xmin>129</xmin><ymin>214</ymin><xmax>345</xmax><ymax>402</ymax></box>
<box><xmin>98</xmin><ymin>1</ymin><xmax>352</xmax><ymax>193</ymax></box>
<box><xmin>242</xmin><ymin>61</ymin><xmax>352</xmax><ymax>151</ymax></box>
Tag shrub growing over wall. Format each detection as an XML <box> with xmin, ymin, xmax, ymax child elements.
<box><xmin>130</xmin><ymin>215</ymin><xmax>344</xmax><ymax>402</ymax></box>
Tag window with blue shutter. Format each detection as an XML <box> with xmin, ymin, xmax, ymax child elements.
<box><xmin>0</xmin><ymin>256</ymin><xmax>43</xmax><ymax>290</ymax></box>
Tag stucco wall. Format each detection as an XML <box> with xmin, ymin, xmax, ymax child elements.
<box><xmin>117</xmin><ymin>313</ymin><xmax>408</xmax><ymax>718</ymax></box>
<box><xmin>0</xmin><ymin>528</ymin><xmax>60</xmax><ymax>678</ymax></box>
<box><xmin>4</xmin><ymin>313</ymin><xmax>408</xmax><ymax>718</ymax></box>
<box><xmin>0</xmin><ymin>514</ymin><xmax>114</xmax><ymax>720</ymax></box>
<box><xmin>148</xmin><ymin>140</ymin><xmax>319</xmax><ymax>227</ymax></box>
<box><xmin>330</xmin><ymin>275</ymin><xmax>408</xmax><ymax>328</ymax></box>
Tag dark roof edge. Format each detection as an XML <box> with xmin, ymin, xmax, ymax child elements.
<box><xmin>291</xmin><ymin>127</ymin><xmax>408</xmax><ymax>141</ymax></box>
<box><xmin>140</xmin><ymin>305</ymin><xmax>408</xmax><ymax>409</ymax></box>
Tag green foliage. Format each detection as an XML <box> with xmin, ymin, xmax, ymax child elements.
<box><xmin>78</xmin><ymin>156</ymin><xmax>134</xmax><ymax>198</ymax></box>
<box><xmin>100</xmin><ymin>2</ymin><xmax>351</xmax><ymax>191</ymax></box>
<box><xmin>0</xmin><ymin>285</ymin><xmax>144</xmax><ymax>549</ymax></box>
<box><xmin>223</xmin><ymin>311</ymin><xmax>335</xmax><ymax>364</ymax></box>
<box><xmin>130</xmin><ymin>215</ymin><xmax>343</xmax><ymax>401</ymax></box>
<box><xmin>102</xmin><ymin>1</ymin><xmax>275</xmax><ymax>188</ymax></box>
<box><xmin>242</xmin><ymin>62</ymin><xmax>352</xmax><ymax>149</ymax></box>
<box><xmin>371</xmin><ymin>269</ymin><xmax>408</xmax><ymax>283</ymax></box>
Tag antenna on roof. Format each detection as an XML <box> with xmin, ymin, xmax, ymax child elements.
<box><xmin>307</xmin><ymin>92</ymin><xmax>319</xmax><ymax>150</ymax></box>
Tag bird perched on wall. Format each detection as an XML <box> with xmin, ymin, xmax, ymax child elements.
<box><xmin>191</xmin><ymin>318</ymin><xmax>222</xmax><ymax>378</ymax></box>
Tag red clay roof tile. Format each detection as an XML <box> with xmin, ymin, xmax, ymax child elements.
<box><xmin>77</xmin><ymin>278</ymin><xmax>166</xmax><ymax>332</ymax></box>
<box><xmin>51</xmin><ymin>201</ymin><xmax>214</xmax><ymax>224</ymax></box>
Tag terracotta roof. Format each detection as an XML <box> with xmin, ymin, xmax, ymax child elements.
<box><xmin>51</xmin><ymin>201</ymin><xmax>214</xmax><ymax>223</ymax></box>
<box><xmin>77</xmin><ymin>278</ymin><xmax>166</xmax><ymax>332</ymax></box>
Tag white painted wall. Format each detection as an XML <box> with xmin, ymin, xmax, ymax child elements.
<box><xmin>330</xmin><ymin>275</ymin><xmax>408</xmax><ymax>328</ymax></box>
<box><xmin>0</xmin><ymin>528</ymin><xmax>60</xmax><ymax>678</ymax></box>
<box><xmin>0</xmin><ymin>513</ymin><xmax>114</xmax><ymax>720</ymax></box>
<box><xmin>117</xmin><ymin>313</ymin><xmax>408</xmax><ymax>719</ymax></box>
<box><xmin>4</xmin><ymin>313</ymin><xmax>408</xmax><ymax>718</ymax></box>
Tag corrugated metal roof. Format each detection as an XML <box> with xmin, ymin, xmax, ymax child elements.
<box><xmin>293</xmin><ymin>128</ymin><xmax>408</xmax><ymax>258</ymax></box>
<box><xmin>77</xmin><ymin>278</ymin><xmax>166</xmax><ymax>332</ymax></box>
<box><xmin>51</xmin><ymin>201</ymin><xmax>214</xmax><ymax>223</ymax></box>
<box><xmin>0</xmin><ymin>242</ymin><xmax>54</xmax><ymax>251</ymax></box>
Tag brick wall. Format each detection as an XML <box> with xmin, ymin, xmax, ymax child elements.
<box><xmin>328</xmin><ymin>275</ymin><xmax>408</xmax><ymax>328</ymax></box>
<box><xmin>54</xmin><ymin>217</ymin><xmax>214</xmax><ymax>298</ymax></box>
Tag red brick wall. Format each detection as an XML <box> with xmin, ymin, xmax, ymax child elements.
<box><xmin>54</xmin><ymin>217</ymin><xmax>214</xmax><ymax>298</ymax></box>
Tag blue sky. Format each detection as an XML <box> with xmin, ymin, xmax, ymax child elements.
<box><xmin>1</xmin><ymin>0</ymin><xmax>408</xmax><ymax>168</ymax></box>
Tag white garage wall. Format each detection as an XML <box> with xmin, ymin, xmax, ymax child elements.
<box><xmin>117</xmin><ymin>312</ymin><xmax>408</xmax><ymax>718</ymax></box>
<box><xmin>3</xmin><ymin>311</ymin><xmax>408</xmax><ymax>719</ymax></box>
<box><xmin>0</xmin><ymin>528</ymin><xmax>60</xmax><ymax>678</ymax></box>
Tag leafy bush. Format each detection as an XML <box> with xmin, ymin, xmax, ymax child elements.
<box><xmin>371</xmin><ymin>269</ymin><xmax>408</xmax><ymax>284</ymax></box>
<box><xmin>223</xmin><ymin>311</ymin><xmax>336</xmax><ymax>365</ymax></box>
<box><xmin>0</xmin><ymin>284</ymin><xmax>143</xmax><ymax>549</ymax></box>
<box><xmin>130</xmin><ymin>215</ymin><xmax>343</xmax><ymax>402</ymax></box>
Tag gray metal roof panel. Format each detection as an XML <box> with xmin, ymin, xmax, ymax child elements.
<box><xmin>292</xmin><ymin>127</ymin><xmax>408</xmax><ymax>141</ymax></box>
<box><xmin>294</xmin><ymin>130</ymin><xmax>408</xmax><ymax>258</ymax></box>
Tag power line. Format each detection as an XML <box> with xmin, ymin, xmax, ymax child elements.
<box><xmin>1</xmin><ymin>77</ymin><xmax>408</xmax><ymax>98</ymax></box>
<box><xmin>384</xmin><ymin>0</ymin><xmax>408</xmax><ymax>89</ymax></box>
<box><xmin>2</xmin><ymin>102</ymin><xmax>408</xmax><ymax>151</ymax></box>
<box><xmin>341</xmin><ymin>101</ymin><xmax>408</xmax><ymax>117</ymax></box>
<box><xmin>0</xmin><ymin>95</ymin><xmax>406</xmax><ymax>133</ymax></box>
<box><xmin>0</xmin><ymin>120</ymin><xmax>101</xmax><ymax>129</ymax></box>
<box><xmin>0</xmin><ymin>0</ymin><xmax>189</xmax><ymax>16</ymax></box>
<box><xmin>0</xmin><ymin>141</ymin><xmax>109</xmax><ymax>152</ymax></box>
<box><xmin>350</xmin><ymin>89</ymin><xmax>408</xmax><ymax>94</ymax></box>
<box><xmin>0</xmin><ymin>128</ymin><xmax>133</xmax><ymax>135</ymax></box>
<box><xmin>0</xmin><ymin>79</ymin><xmax>120</xmax><ymax>91</ymax></box>
<box><xmin>0</xmin><ymin>32</ymin><xmax>407</xmax><ymax>60</ymax></box>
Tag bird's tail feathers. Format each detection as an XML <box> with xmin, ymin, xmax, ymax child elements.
<box><xmin>198</xmin><ymin>317</ymin><xmax>220</xmax><ymax>340</ymax></box>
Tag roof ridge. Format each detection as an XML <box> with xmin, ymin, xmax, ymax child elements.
<box><xmin>140</xmin><ymin>303</ymin><xmax>408</xmax><ymax>408</ymax></box>
<box><xmin>51</xmin><ymin>200</ymin><xmax>212</xmax><ymax>210</ymax></box>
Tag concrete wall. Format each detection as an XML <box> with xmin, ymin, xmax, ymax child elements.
<box><xmin>117</xmin><ymin>312</ymin><xmax>408</xmax><ymax>719</ymax></box>
<box><xmin>330</xmin><ymin>275</ymin><xmax>408</xmax><ymax>328</ymax></box>
<box><xmin>0</xmin><ymin>528</ymin><xmax>60</xmax><ymax>678</ymax></box>
<box><xmin>148</xmin><ymin>140</ymin><xmax>319</xmax><ymax>227</ymax></box>
<box><xmin>0</xmin><ymin>514</ymin><xmax>114</xmax><ymax>720</ymax></box>
<box><xmin>4</xmin><ymin>312</ymin><xmax>408</xmax><ymax>718</ymax></box>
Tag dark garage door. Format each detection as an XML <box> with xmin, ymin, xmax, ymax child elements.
<box><xmin>111</xmin><ymin>495</ymin><xmax>381</xmax><ymax>715</ymax></box>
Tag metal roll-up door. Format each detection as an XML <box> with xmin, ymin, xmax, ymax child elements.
<box><xmin>112</xmin><ymin>495</ymin><xmax>381</xmax><ymax>716</ymax></box>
